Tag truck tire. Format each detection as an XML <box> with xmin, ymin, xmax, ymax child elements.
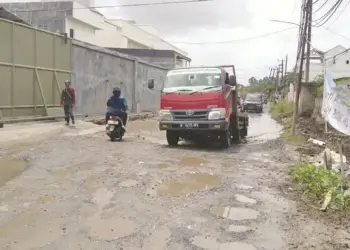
<box><xmin>219</xmin><ymin>130</ymin><xmax>231</xmax><ymax>148</ymax></box>
<box><xmin>166</xmin><ymin>131</ymin><xmax>179</xmax><ymax>146</ymax></box>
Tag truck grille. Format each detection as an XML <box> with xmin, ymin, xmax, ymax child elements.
<box><xmin>171</xmin><ymin>110</ymin><xmax>209</xmax><ymax>120</ymax></box>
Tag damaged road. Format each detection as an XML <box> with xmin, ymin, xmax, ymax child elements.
<box><xmin>0</xmin><ymin>111</ymin><xmax>349</xmax><ymax>250</ymax></box>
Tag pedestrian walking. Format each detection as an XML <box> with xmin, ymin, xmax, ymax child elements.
<box><xmin>60</xmin><ymin>80</ymin><xmax>76</xmax><ymax>125</ymax></box>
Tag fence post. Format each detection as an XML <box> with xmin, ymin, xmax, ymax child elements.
<box><xmin>11</xmin><ymin>22</ymin><xmax>14</xmax><ymax>117</ymax></box>
<box><xmin>132</xmin><ymin>59</ymin><xmax>139</xmax><ymax>113</ymax></box>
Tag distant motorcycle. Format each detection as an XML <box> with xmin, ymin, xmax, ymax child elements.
<box><xmin>106</xmin><ymin>115</ymin><xmax>125</xmax><ymax>141</ymax></box>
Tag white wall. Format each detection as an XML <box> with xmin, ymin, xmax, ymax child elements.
<box><xmin>94</xmin><ymin>21</ymin><xmax>123</xmax><ymax>48</ymax></box>
<box><xmin>136</xmin><ymin>24</ymin><xmax>160</xmax><ymax>36</ymax></box>
<box><xmin>304</xmin><ymin>46</ymin><xmax>350</xmax><ymax>81</ymax></box>
<box><xmin>108</xmin><ymin>19</ymin><xmax>188</xmax><ymax>56</ymax></box>
<box><xmin>65</xmin><ymin>17</ymin><xmax>96</xmax><ymax>44</ymax></box>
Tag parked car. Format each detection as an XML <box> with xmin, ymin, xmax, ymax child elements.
<box><xmin>243</xmin><ymin>93</ymin><xmax>263</xmax><ymax>113</ymax></box>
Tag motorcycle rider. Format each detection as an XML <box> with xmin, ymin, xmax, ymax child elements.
<box><xmin>105</xmin><ymin>87</ymin><xmax>128</xmax><ymax>130</ymax></box>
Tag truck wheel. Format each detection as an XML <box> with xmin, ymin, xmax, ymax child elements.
<box><xmin>219</xmin><ymin>130</ymin><xmax>231</xmax><ymax>148</ymax></box>
<box><xmin>166</xmin><ymin>131</ymin><xmax>179</xmax><ymax>146</ymax></box>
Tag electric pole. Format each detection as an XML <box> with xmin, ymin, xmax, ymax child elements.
<box><xmin>291</xmin><ymin>0</ymin><xmax>310</xmax><ymax>135</ymax></box>
<box><xmin>281</xmin><ymin>59</ymin><xmax>284</xmax><ymax>86</ymax></box>
<box><xmin>305</xmin><ymin>0</ymin><xmax>312</xmax><ymax>82</ymax></box>
<box><xmin>284</xmin><ymin>54</ymin><xmax>288</xmax><ymax>85</ymax></box>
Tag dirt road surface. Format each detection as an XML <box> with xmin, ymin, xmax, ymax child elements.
<box><xmin>0</xmin><ymin>111</ymin><xmax>349</xmax><ymax>250</ymax></box>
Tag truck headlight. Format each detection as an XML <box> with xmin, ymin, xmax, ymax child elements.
<box><xmin>159</xmin><ymin>109</ymin><xmax>173</xmax><ymax>121</ymax></box>
<box><xmin>208</xmin><ymin>108</ymin><xmax>226</xmax><ymax>120</ymax></box>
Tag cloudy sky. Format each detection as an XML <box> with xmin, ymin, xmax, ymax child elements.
<box><xmin>100</xmin><ymin>0</ymin><xmax>350</xmax><ymax>84</ymax></box>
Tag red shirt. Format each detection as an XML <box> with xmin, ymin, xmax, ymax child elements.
<box><xmin>60</xmin><ymin>87</ymin><xmax>76</xmax><ymax>105</ymax></box>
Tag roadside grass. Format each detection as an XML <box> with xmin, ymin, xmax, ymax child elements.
<box><xmin>292</xmin><ymin>163</ymin><xmax>350</xmax><ymax>210</ymax></box>
<box><xmin>269</xmin><ymin>100</ymin><xmax>307</xmax><ymax>145</ymax></box>
<box><xmin>269</xmin><ymin>99</ymin><xmax>294</xmax><ymax>119</ymax></box>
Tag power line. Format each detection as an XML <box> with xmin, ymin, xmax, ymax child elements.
<box><xmin>313</xmin><ymin>0</ymin><xmax>343</xmax><ymax>27</ymax></box>
<box><xmin>313</xmin><ymin>0</ymin><xmax>329</xmax><ymax>13</ymax></box>
<box><xmin>327</xmin><ymin>0</ymin><xmax>350</xmax><ymax>27</ymax></box>
<box><xmin>9</xmin><ymin>0</ymin><xmax>212</xmax><ymax>12</ymax></box>
<box><xmin>167</xmin><ymin>27</ymin><xmax>296</xmax><ymax>44</ymax></box>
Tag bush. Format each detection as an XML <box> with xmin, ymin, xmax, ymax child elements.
<box><xmin>292</xmin><ymin>163</ymin><xmax>350</xmax><ymax>210</ymax></box>
<box><xmin>269</xmin><ymin>99</ymin><xmax>294</xmax><ymax>119</ymax></box>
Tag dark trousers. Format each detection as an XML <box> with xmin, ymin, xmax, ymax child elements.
<box><xmin>105</xmin><ymin>112</ymin><xmax>127</xmax><ymax>126</ymax></box>
<box><xmin>63</xmin><ymin>104</ymin><xmax>74</xmax><ymax>124</ymax></box>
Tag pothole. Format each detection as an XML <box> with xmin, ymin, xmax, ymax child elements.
<box><xmin>157</xmin><ymin>173</ymin><xmax>220</xmax><ymax>196</ymax></box>
<box><xmin>210</xmin><ymin>206</ymin><xmax>259</xmax><ymax>221</ymax></box>
<box><xmin>179</xmin><ymin>156</ymin><xmax>205</xmax><ymax>167</ymax></box>
<box><xmin>86</xmin><ymin>215</ymin><xmax>137</xmax><ymax>240</ymax></box>
<box><xmin>0</xmin><ymin>157</ymin><xmax>28</xmax><ymax>186</ymax></box>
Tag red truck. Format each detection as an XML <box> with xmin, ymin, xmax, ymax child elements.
<box><xmin>149</xmin><ymin>65</ymin><xmax>248</xmax><ymax>148</ymax></box>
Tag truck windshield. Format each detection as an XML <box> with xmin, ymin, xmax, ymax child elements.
<box><xmin>245</xmin><ymin>94</ymin><xmax>261</xmax><ymax>102</ymax></box>
<box><xmin>163</xmin><ymin>68</ymin><xmax>222</xmax><ymax>93</ymax></box>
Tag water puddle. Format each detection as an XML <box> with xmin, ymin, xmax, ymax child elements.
<box><xmin>37</xmin><ymin>195</ymin><xmax>55</xmax><ymax>204</ymax></box>
<box><xmin>228</xmin><ymin>225</ymin><xmax>252</xmax><ymax>233</ymax></box>
<box><xmin>142</xmin><ymin>227</ymin><xmax>171</xmax><ymax>250</ymax></box>
<box><xmin>235</xmin><ymin>194</ymin><xmax>257</xmax><ymax>204</ymax></box>
<box><xmin>210</xmin><ymin>206</ymin><xmax>259</xmax><ymax>221</ymax></box>
<box><xmin>119</xmin><ymin>179</ymin><xmax>138</xmax><ymax>188</ymax></box>
<box><xmin>179</xmin><ymin>156</ymin><xmax>205</xmax><ymax>167</ymax></box>
<box><xmin>52</xmin><ymin>168</ymin><xmax>75</xmax><ymax>177</ymax></box>
<box><xmin>86</xmin><ymin>215</ymin><xmax>137</xmax><ymax>240</ymax></box>
<box><xmin>157</xmin><ymin>173</ymin><xmax>220</xmax><ymax>196</ymax></box>
<box><xmin>190</xmin><ymin>236</ymin><xmax>257</xmax><ymax>250</ymax></box>
<box><xmin>0</xmin><ymin>158</ymin><xmax>28</xmax><ymax>186</ymax></box>
<box><xmin>154</xmin><ymin>163</ymin><xmax>169</xmax><ymax>169</ymax></box>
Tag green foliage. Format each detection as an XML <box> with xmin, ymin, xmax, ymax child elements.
<box><xmin>269</xmin><ymin>99</ymin><xmax>294</xmax><ymax>119</ymax></box>
<box><xmin>292</xmin><ymin>163</ymin><xmax>350</xmax><ymax>210</ymax></box>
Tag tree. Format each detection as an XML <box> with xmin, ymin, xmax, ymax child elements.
<box><xmin>248</xmin><ymin>77</ymin><xmax>258</xmax><ymax>85</ymax></box>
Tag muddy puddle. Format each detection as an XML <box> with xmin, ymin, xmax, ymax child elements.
<box><xmin>179</xmin><ymin>156</ymin><xmax>205</xmax><ymax>167</ymax></box>
<box><xmin>0</xmin><ymin>157</ymin><xmax>28</xmax><ymax>186</ymax></box>
<box><xmin>157</xmin><ymin>173</ymin><xmax>220</xmax><ymax>196</ymax></box>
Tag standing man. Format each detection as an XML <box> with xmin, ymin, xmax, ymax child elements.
<box><xmin>60</xmin><ymin>80</ymin><xmax>76</xmax><ymax>125</ymax></box>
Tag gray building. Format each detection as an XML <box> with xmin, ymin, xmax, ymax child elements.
<box><xmin>108</xmin><ymin>48</ymin><xmax>191</xmax><ymax>70</ymax></box>
<box><xmin>0</xmin><ymin>1</ymin><xmax>72</xmax><ymax>33</ymax></box>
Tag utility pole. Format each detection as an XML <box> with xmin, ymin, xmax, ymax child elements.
<box><xmin>269</xmin><ymin>68</ymin><xmax>273</xmax><ymax>79</ymax></box>
<box><xmin>281</xmin><ymin>59</ymin><xmax>284</xmax><ymax>86</ymax></box>
<box><xmin>284</xmin><ymin>54</ymin><xmax>288</xmax><ymax>84</ymax></box>
<box><xmin>291</xmin><ymin>0</ymin><xmax>310</xmax><ymax>135</ymax></box>
<box><xmin>275</xmin><ymin>66</ymin><xmax>280</xmax><ymax>94</ymax></box>
<box><xmin>305</xmin><ymin>0</ymin><xmax>312</xmax><ymax>82</ymax></box>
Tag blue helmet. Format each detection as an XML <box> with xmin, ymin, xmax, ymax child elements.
<box><xmin>113</xmin><ymin>87</ymin><xmax>121</xmax><ymax>96</ymax></box>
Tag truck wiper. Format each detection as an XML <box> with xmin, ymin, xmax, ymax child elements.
<box><xmin>189</xmin><ymin>86</ymin><xmax>221</xmax><ymax>95</ymax></box>
<box><xmin>164</xmin><ymin>89</ymin><xmax>193</xmax><ymax>94</ymax></box>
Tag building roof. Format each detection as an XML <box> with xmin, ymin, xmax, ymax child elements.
<box><xmin>0</xmin><ymin>7</ymin><xmax>29</xmax><ymax>24</ymax></box>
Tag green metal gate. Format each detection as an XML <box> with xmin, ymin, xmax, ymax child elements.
<box><xmin>0</xmin><ymin>18</ymin><xmax>71</xmax><ymax>119</ymax></box>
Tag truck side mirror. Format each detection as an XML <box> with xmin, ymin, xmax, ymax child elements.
<box><xmin>148</xmin><ymin>79</ymin><xmax>155</xmax><ymax>89</ymax></box>
<box><xmin>229</xmin><ymin>75</ymin><xmax>236</xmax><ymax>86</ymax></box>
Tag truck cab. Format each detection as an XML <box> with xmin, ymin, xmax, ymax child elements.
<box><xmin>157</xmin><ymin>65</ymin><xmax>248</xmax><ymax>148</ymax></box>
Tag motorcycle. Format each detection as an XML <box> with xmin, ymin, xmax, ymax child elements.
<box><xmin>106</xmin><ymin>115</ymin><xmax>125</xmax><ymax>141</ymax></box>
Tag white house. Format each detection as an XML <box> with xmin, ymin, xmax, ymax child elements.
<box><xmin>0</xmin><ymin>0</ymin><xmax>190</xmax><ymax>67</ymax></box>
<box><xmin>305</xmin><ymin>45</ymin><xmax>350</xmax><ymax>81</ymax></box>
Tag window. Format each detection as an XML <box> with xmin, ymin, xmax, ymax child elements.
<box><xmin>333</xmin><ymin>56</ymin><xmax>336</xmax><ymax>64</ymax></box>
<box><xmin>69</xmin><ymin>29</ymin><xmax>75</xmax><ymax>38</ymax></box>
<box><xmin>38</xmin><ymin>20</ymin><xmax>49</xmax><ymax>30</ymax></box>
<box><xmin>346</xmin><ymin>60</ymin><xmax>349</xmax><ymax>64</ymax></box>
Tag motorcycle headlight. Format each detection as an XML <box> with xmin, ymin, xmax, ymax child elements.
<box><xmin>208</xmin><ymin>108</ymin><xmax>226</xmax><ymax>120</ymax></box>
<box><xmin>159</xmin><ymin>109</ymin><xmax>173</xmax><ymax>121</ymax></box>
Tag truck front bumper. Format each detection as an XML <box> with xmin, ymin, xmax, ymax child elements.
<box><xmin>159</xmin><ymin>120</ymin><xmax>229</xmax><ymax>131</ymax></box>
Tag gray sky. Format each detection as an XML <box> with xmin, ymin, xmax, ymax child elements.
<box><xmin>102</xmin><ymin>0</ymin><xmax>350</xmax><ymax>84</ymax></box>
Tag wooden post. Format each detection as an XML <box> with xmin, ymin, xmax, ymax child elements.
<box><xmin>35</xmin><ymin>68</ymin><xmax>48</xmax><ymax>116</ymax></box>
